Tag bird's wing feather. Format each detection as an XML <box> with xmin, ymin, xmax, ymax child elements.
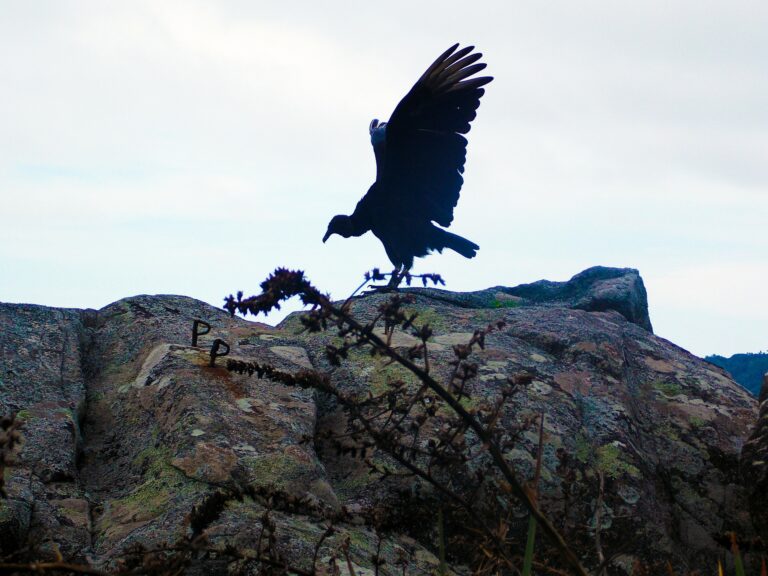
<box><xmin>376</xmin><ymin>44</ymin><xmax>492</xmax><ymax>226</ymax></box>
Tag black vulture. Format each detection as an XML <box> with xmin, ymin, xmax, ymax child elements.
<box><xmin>322</xmin><ymin>44</ymin><xmax>492</xmax><ymax>286</ymax></box>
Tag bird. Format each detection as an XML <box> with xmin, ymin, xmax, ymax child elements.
<box><xmin>322</xmin><ymin>44</ymin><xmax>492</xmax><ymax>287</ymax></box>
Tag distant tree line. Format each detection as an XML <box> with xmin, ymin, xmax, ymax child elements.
<box><xmin>706</xmin><ymin>352</ymin><xmax>768</xmax><ymax>396</ymax></box>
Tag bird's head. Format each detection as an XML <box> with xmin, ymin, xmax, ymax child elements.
<box><xmin>369</xmin><ymin>118</ymin><xmax>387</xmax><ymax>145</ymax></box>
<box><xmin>323</xmin><ymin>215</ymin><xmax>354</xmax><ymax>243</ymax></box>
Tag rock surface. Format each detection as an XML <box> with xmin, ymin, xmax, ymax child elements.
<box><xmin>740</xmin><ymin>373</ymin><xmax>768</xmax><ymax>543</ymax></box>
<box><xmin>0</xmin><ymin>268</ymin><xmax>759</xmax><ymax>574</ymax></box>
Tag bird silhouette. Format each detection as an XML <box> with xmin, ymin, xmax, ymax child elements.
<box><xmin>323</xmin><ymin>44</ymin><xmax>492</xmax><ymax>287</ymax></box>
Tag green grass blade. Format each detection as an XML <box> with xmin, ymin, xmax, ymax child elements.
<box><xmin>522</xmin><ymin>514</ymin><xmax>537</xmax><ymax>576</ymax></box>
<box><xmin>438</xmin><ymin>506</ymin><xmax>446</xmax><ymax>575</ymax></box>
<box><xmin>734</xmin><ymin>547</ymin><xmax>746</xmax><ymax>576</ymax></box>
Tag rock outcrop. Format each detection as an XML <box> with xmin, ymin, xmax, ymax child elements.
<box><xmin>741</xmin><ymin>373</ymin><xmax>768</xmax><ymax>544</ymax></box>
<box><xmin>0</xmin><ymin>267</ymin><xmax>758</xmax><ymax>574</ymax></box>
<box><xmin>0</xmin><ymin>304</ymin><xmax>89</xmax><ymax>556</ymax></box>
<box><xmin>405</xmin><ymin>266</ymin><xmax>653</xmax><ymax>333</ymax></box>
<box><xmin>503</xmin><ymin>266</ymin><xmax>653</xmax><ymax>332</ymax></box>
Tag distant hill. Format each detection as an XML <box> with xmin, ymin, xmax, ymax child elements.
<box><xmin>706</xmin><ymin>352</ymin><xmax>768</xmax><ymax>396</ymax></box>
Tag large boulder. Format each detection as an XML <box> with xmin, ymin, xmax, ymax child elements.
<box><xmin>404</xmin><ymin>266</ymin><xmax>653</xmax><ymax>333</ymax></box>
<box><xmin>0</xmin><ymin>303</ymin><xmax>89</xmax><ymax>557</ymax></box>
<box><xmin>740</xmin><ymin>373</ymin><xmax>768</xmax><ymax>543</ymax></box>
<box><xmin>504</xmin><ymin>266</ymin><xmax>654</xmax><ymax>332</ymax></box>
<box><xmin>0</xmin><ymin>268</ymin><xmax>758</xmax><ymax>574</ymax></box>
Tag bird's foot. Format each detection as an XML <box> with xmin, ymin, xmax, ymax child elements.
<box><xmin>363</xmin><ymin>267</ymin><xmax>404</xmax><ymax>294</ymax></box>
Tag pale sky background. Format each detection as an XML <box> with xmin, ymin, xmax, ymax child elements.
<box><xmin>1</xmin><ymin>1</ymin><xmax>766</xmax><ymax>358</ymax></box>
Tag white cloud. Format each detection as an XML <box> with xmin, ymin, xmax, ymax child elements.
<box><xmin>652</xmin><ymin>262</ymin><xmax>768</xmax><ymax>318</ymax></box>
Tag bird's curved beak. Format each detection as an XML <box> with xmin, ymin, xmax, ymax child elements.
<box><xmin>322</xmin><ymin>230</ymin><xmax>331</xmax><ymax>243</ymax></box>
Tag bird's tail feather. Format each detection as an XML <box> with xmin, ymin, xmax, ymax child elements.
<box><xmin>438</xmin><ymin>229</ymin><xmax>479</xmax><ymax>259</ymax></box>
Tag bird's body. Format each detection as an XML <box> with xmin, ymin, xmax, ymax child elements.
<box><xmin>323</xmin><ymin>44</ymin><xmax>492</xmax><ymax>280</ymax></box>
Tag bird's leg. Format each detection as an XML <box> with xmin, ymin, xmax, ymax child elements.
<box><xmin>366</xmin><ymin>266</ymin><xmax>404</xmax><ymax>293</ymax></box>
<box><xmin>386</xmin><ymin>266</ymin><xmax>405</xmax><ymax>289</ymax></box>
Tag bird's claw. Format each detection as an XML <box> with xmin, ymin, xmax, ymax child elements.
<box><xmin>363</xmin><ymin>284</ymin><xmax>399</xmax><ymax>294</ymax></box>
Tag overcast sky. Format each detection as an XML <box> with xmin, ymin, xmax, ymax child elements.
<box><xmin>1</xmin><ymin>1</ymin><xmax>766</xmax><ymax>358</ymax></box>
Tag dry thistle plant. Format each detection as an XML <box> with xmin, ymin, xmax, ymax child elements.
<box><xmin>224</xmin><ymin>268</ymin><xmax>591</xmax><ymax>576</ymax></box>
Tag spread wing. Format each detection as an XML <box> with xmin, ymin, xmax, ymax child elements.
<box><xmin>378</xmin><ymin>44</ymin><xmax>492</xmax><ymax>227</ymax></box>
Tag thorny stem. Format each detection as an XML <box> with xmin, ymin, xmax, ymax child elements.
<box><xmin>523</xmin><ymin>413</ymin><xmax>546</xmax><ymax>576</ymax></box>
<box><xmin>373</xmin><ymin>532</ymin><xmax>384</xmax><ymax>576</ymax></box>
<box><xmin>344</xmin><ymin>334</ymin><xmax>576</xmax><ymax>571</ymax></box>
<box><xmin>386</xmin><ymin>383</ymin><xmax>429</xmax><ymax>435</ymax></box>
<box><xmin>330</xmin><ymin>305</ymin><xmax>590</xmax><ymax>576</ymax></box>
<box><xmin>347</xmin><ymin>277</ymin><xmax>373</xmax><ymax>301</ymax></box>
<box><xmin>327</xmin><ymin>377</ymin><xmax>512</xmax><ymax>565</ymax></box>
<box><xmin>341</xmin><ymin>537</ymin><xmax>357</xmax><ymax>576</ymax></box>
<box><xmin>595</xmin><ymin>470</ymin><xmax>606</xmax><ymax>575</ymax></box>
<box><xmin>312</xmin><ymin>524</ymin><xmax>335</xmax><ymax>572</ymax></box>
